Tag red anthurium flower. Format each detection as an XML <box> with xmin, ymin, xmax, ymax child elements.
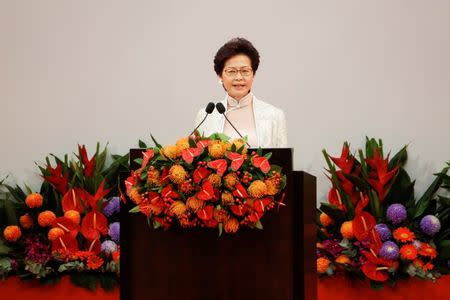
<box><xmin>125</xmin><ymin>171</ymin><xmax>137</xmax><ymax>195</ymax></box>
<box><xmin>203</xmin><ymin>219</ymin><xmax>219</xmax><ymax>228</ymax></box>
<box><xmin>138</xmin><ymin>191</ymin><xmax>165</xmax><ymax>216</ymax></box>
<box><xmin>193</xmin><ymin>167</ymin><xmax>211</xmax><ymax>184</ymax></box>
<box><xmin>197</xmin><ymin>181</ymin><xmax>214</xmax><ymax>201</ymax></box>
<box><xmin>327</xmin><ymin>188</ymin><xmax>346</xmax><ymax>211</ymax></box>
<box><xmin>252</xmin><ymin>156</ymin><xmax>271</xmax><ymax>173</ymax></box>
<box><xmin>353</xmin><ymin>211</ymin><xmax>377</xmax><ymax>242</ymax></box>
<box><xmin>141</xmin><ymin>149</ymin><xmax>155</xmax><ymax>168</ymax></box>
<box><xmin>232</xmin><ymin>183</ymin><xmax>249</xmax><ymax>198</ymax></box>
<box><xmin>80</xmin><ymin>211</ymin><xmax>108</xmax><ymax>240</ymax></box>
<box><xmin>44</xmin><ymin>163</ymin><xmax>69</xmax><ymax>194</ymax></box>
<box><xmin>254</xmin><ymin>197</ymin><xmax>272</xmax><ymax>213</ymax></box>
<box><xmin>361</xmin><ymin>262</ymin><xmax>389</xmax><ymax>282</ymax></box>
<box><xmin>52</xmin><ymin>217</ymin><xmax>80</xmax><ymax>238</ymax></box>
<box><xmin>248</xmin><ymin>211</ymin><xmax>263</xmax><ymax>223</ymax></box>
<box><xmin>330</xmin><ymin>144</ymin><xmax>355</xmax><ymax>174</ymax></box>
<box><xmin>182</xmin><ymin>147</ymin><xmax>203</xmax><ymax>164</ymax></box>
<box><xmin>62</xmin><ymin>188</ymin><xmax>85</xmax><ymax>213</ymax></box>
<box><xmin>197</xmin><ymin>139</ymin><xmax>211</xmax><ymax>149</ymax></box>
<box><xmin>78</xmin><ymin>145</ymin><xmax>96</xmax><ymax>177</ymax></box>
<box><xmin>197</xmin><ymin>205</ymin><xmax>214</xmax><ymax>221</ymax></box>
<box><xmin>207</xmin><ymin>159</ymin><xmax>228</xmax><ymax>176</ymax></box>
<box><xmin>230</xmin><ymin>205</ymin><xmax>248</xmax><ymax>216</ymax></box>
<box><xmin>161</xmin><ymin>185</ymin><xmax>180</xmax><ymax>199</ymax></box>
<box><xmin>52</xmin><ymin>233</ymin><xmax>78</xmax><ymax>253</ymax></box>
<box><xmin>160</xmin><ymin>168</ymin><xmax>170</xmax><ymax>185</ymax></box>
<box><xmin>81</xmin><ymin>180</ymin><xmax>111</xmax><ymax>210</ymax></box>
<box><xmin>85</xmin><ymin>238</ymin><xmax>101</xmax><ymax>254</ymax></box>
<box><xmin>227</xmin><ymin>152</ymin><xmax>245</xmax><ymax>171</ymax></box>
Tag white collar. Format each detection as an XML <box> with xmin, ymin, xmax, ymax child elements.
<box><xmin>226</xmin><ymin>92</ymin><xmax>253</xmax><ymax>109</ymax></box>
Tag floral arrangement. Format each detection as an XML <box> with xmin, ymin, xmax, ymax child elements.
<box><xmin>317</xmin><ymin>137</ymin><xmax>450</xmax><ymax>289</ymax></box>
<box><xmin>125</xmin><ymin>132</ymin><xmax>287</xmax><ymax>235</ymax></box>
<box><xmin>0</xmin><ymin>144</ymin><xmax>128</xmax><ymax>290</ymax></box>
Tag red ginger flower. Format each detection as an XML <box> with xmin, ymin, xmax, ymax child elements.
<box><xmin>330</xmin><ymin>144</ymin><xmax>355</xmax><ymax>174</ymax></box>
<box><xmin>78</xmin><ymin>145</ymin><xmax>96</xmax><ymax>177</ymax></box>
<box><xmin>43</xmin><ymin>162</ymin><xmax>68</xmax><ymax>194</ymax></box>
<box><xmin>365</xmin><ymin>148</ymin><xmax>399</xmax><ymax>202</ymax></box>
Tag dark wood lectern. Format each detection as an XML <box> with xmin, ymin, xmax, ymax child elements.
<box><xmin>121</xmin><ymin>148</ymin><xmax>316</xmax><ymax>300</ymax></box>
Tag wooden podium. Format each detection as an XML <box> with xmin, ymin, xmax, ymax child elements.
<box><xmin>120</xmin><ymin>148</ymin><xmax>316</xmax><ymax>300</ymax></box>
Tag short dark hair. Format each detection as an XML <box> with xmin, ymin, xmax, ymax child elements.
<box><xmin>213</xmin><ymin>37</ymin><xmax>260</xmax><ymax>76</ymax></box>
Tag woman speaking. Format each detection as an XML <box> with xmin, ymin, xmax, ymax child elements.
<box><xmin>195</xmin><ymin>38</ymin><xmax>288</xmax><ymax>148</ymax></box>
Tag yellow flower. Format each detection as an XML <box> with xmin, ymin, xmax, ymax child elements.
<box><xmin>208</xmin><ymin>140</ymin><xmax>227</xmax><ymax>158</ymax></box>
<box><xmin>207</xmin><ymin>173</ymin><xmax>222</xmax><ymax>188</ymax></box>
<box><xmin>224</xmin><ymin>172</ymin><xmax>239</xmax><ymax>189</ymax></box>
<box><xmin>187</xmin><ymin>196</ymin><xmax>204</xmax><ymax>212</ymax></box>
<box><xmin>169</xmin><ymin>165</ymin><xmax>187</xmax><ymax>184</ymax></box>
<box><xmin>161</xmin><ymin>145</ymin><xmax>178</xmax><ymax>160</ymax></box>
<box><xmin>176</xmin><ymin>137</ymin><xmax>190</xmax><ymax>154</ymax></box>
<box><xmin>169</xmin><ymin>201</ymin><xmax>187</xmax><ymax>217</ymax></box>
<box><xmin>248</xmin><ymin>180</ymin><xmax>267</xmax><ymax>198</ymax></box>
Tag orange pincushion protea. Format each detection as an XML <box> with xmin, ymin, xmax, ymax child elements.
<box><xmin>19</xmin><ymin>214</ymin><xmax>33</xmax><ymax>229</ymax></box>
<box><xmin>64</xmin><ymin>210</ymin><xmax>81</xmax><ymax>225</ymax></box>
<box><xmin>335</xmin><ymin>255</ymin><xmax>351</xmax><ymax>265</ymax></box>
<box><xmin>221</xmin><ymin>192</ymin><xmax>234</xmax><ymax>205</ymax></box>
<box><xmin>169</xmin><ymin>165</ymin><xmax>187</xmax><ymax>184</ymax></box>
<box><xmin>48</xmin><ymin>227</ymin><xmax>65</xmax><ymax>241</ymax></box>
<box><xmin>186</xmin><ymin>196</ymin><xmax>204</xmax><ymax>212</ymax></box>
<box><xmin>3</xmin><ymin>225</ymin><xmax>22</xmax><ymax>242</ymax></box>
<box><xmin>317</xmin><ymin>257</ymin><xmax>330</xmax><ymax>273</ymax></box>
<box><xmin>213</xmin><ymin>208</ymin><xmax>229</xmax><ymax>223</ymax></box>
<box><xmin>264</xmin><ymin>177</ymin><xmax>281</xmax><ymax>196</ymax></box>
<box><xmin>208</xmin><ymin>141</ymin><xmax>227</xmax><ymax>159</ymax></box>
<box><xmin>224</xmin><ymin>217</ymin><xmax>239</xmax><ymax>233</ymax></box>
<box><xmin>25</xmin><ymin>193</ymin><xmax>43</xmax><ymax>208</ymax></box>
<box><xmin>87</xmin><ymin>255</ymin><xmax>104</xmax><ymax>270</ymax></box>
<box><xmin>169</xmin><ymin>201</ymin><xmax>187</xmax><ymax>217</ymax></box>
<box><xmin>207</xmin><ymin>173</ymin><xmax>222</xmax><ymax>188</ymax></box>
<box><xmin>128</xmin><ymin>187</ymin><xmax>143</xmax><ymax>204</ymax></box>
<box><xmin>340</xmin><ymin>221</ymin><xmax>354</xmax><ymax>239</ymax></box>
<box><xmin>161</xmin><ymin>145</ymin><xmax>178</xmax><ymax>160</ymax></box>
<box><xmin>419</xmin><ymin>243</ymin><xmax>437</xmax><ymax>259</ymax></box>
<box><xmin>223</xmin><ymin>172</ymin><xmax>239</xmax><ymax>189</ymax></box>
<box><xmin>400</xmin><ymin>244</ymin><xmax>418</xmax><ymax>260</ymax></box>
<box><xmin>319</xmin><ymin>213</ymin><xmax>334</xmax><ymax>227</ymax></box>
<box><xmin>175</xmin><ymin>137</ymin><xmax>190</xmax><ymax>154</ymax></box>
<box><xmin>393</xmin><ymin>227</ymin><xmax>415</xmax><ymax>243</ymax></box>
<box><xmin>248</xmin><ymin>180</ymin><xmax>268</xmax><ymax>198</ymax></box>
<box><xmin>38</xmin><ymin>210</ymin><xmax>56</xmax><ymax>227</ymax></box>
<box><xmin>147</xmin><ymin>169</ymin><xmax>160</xmax><ymax>186</ymax></box>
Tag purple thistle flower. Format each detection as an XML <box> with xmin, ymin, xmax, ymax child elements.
<box><xmin>379</xmin><ymin>241</ymin><xmax>399</xmax><ymax>260</ymax></box>
<box><xmin>386</xmin><ymin>203</ymin><xmax>407</xmax><ymax>225</ymax></box>
<box><xmin>412</xmin><ymin>240</ymin><xmax>422</xmax><ymax>250</ymax></box>
<box><xmin>103</xmin><ymin>197</ymin><xmax>120</xmax><ymax>217</ymax></box>
<box><xmin>375</xmin><ymin>223</ymin><xmax>392</xmax><ymax>241</ymax></box>
<box><xmin>101</xmin><ymin>240</ymin><xmax>118</xmax><ymax>254</ymax></box>
<box><xmin>322</xmin><ymin>239</ymin><xmax>345</xmax><ymax>258</ymax></box>
<box><xmin>108</xmin><ymin>222</ymin><xmax>120</xmax><ymax>243</ymax></box>
<box><xmin>420</xmin><ymin>215</ymin><xmax>441</xmax><ymax>236</ymax></box>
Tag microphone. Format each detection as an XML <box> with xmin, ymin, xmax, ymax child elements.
<box><xmin>215</xmin><ymin>102</ymin><xmax>251</xmax><ymax>148</ymax></box>
<box><xmin>191</xmin><ymin>102</ymin><xmax>215</xmax><ymax>136</ymax></box>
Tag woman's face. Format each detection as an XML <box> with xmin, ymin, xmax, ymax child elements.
<box><xmin>219</xmin><ymin>54</ymin><xmax>254</xmax><ymax>100</ymax></box>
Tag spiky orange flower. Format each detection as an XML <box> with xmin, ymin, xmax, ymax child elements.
<box><xmin>87</xmin><ymin>255</ymin><xmax>104</xmax><ymax>270</ymax></box>
<box><xmin>223</xmin><ymin>172</ymin><xmax>239</xmax><ymax>189</ymax></box>
<box><xmin>186</xmin><ymin>196</ymin><xmax>204</xmax><ymax>212</ymax></box>
<box><xmin>38</xmin><ymin>210</ymin><xmax>56</xmax><ymax>227</ymax></box>
<box><xmin>161</xmin><ymin>145</ymin><xmax>178</xmax><ymax>160</ymax></box>
<box><xmin>317</xmin><ymin>257</ymin><xmax>330</xmax><ymax>273</ymax></box>
<box><xmin>147</xmin><ymin>169</ymin><xmax>160</xmax><ymax>186</ymax></box>
<box><xmin>400</xmin><ymin>244</ymin><xmax>418</xmax><ymax>260</ymax></box>
<box><xmin>169</xmin><ymin>165</ymin><xmax>187</xmax><ymax>184</ymax></box>
<box><xmin>224</xmin><ymin>218</ymin><xmax>239</xmax><ymax>233</ymax></box>
<box><xmin>176</xmin><ymin>137</ymin><xmax>190</xmax><ymax>154</ymax></box>
<box><xmin>207</xmin><ymin>173</ymin><xmax>222</xmax><ymax>188</ymax></box>
<box><xmin>25</xmin><ymin>193</ymin><xmax>44</xmax><ymax>208</ymax></box>
<box><xmin>19</xmin><ymin>214</ymin><xmax>33</xmax><ymax>229</ymax></box>
<box><xmin>221</xmin><ymin>192</ymin><xmax>234</xmax><ymax>205</ymax></box>
<box><xmin>227</xmin><ymin>139</ymin><xmax>247</xmax><ymax>154</ymax></box>
<box><xmin>208</xmin><ymin>141</ymin><xmax>227</xmax><ymax>158</ymax></box>
<box><xmin>169</xmin><ymin>201</ymin><xmax>187</xmax><ymax>217</ymax></box>
<box><xmin>393</xmin><ymin>227</ymin><xmax>415</xmax><ymax>243</ymax></box>
<box><xmin>248</xmin><ymin>180</ymin><xmax>267</xmax><ymax>198</ymax></box>
<box><xmin>335</xmin><ymin>255</ymin><xmax>351</xmax><ymax>265</ymax></box>
<box><xmin>419</xmin><ymin>243</ymin><xmax>437</xmax><ymax>259</ymax></box>
<box><xmin>264</xmin><ymin>177</ymin><xmax>280</xmax><ymax>196</ymax></box>
<box><xmin>128</xmin><ymin>187</ymin><xmax>143</xmax><ymax>204</ymax></box>
<box><xmin>3</xmin><ymin>225</ymin><xmax>21</xmax><ymax>242</ymax></box>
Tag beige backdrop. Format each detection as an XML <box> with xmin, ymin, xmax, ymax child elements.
<box><xmin>1</xmin><ymin>0</ymin><xmax>449</xmax><ymax>204</ymax></box>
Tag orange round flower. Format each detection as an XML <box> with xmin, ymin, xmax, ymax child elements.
<box><xmin>208</xmin><ymin>140</ymin><xmax>227</xmax><ymax>158</ymax></box>
<box><xmin>340</xmin><ymin>221</ymin><xmax>354</xmax><ymax>239</ymax></box>
<box><xmin>161</xmin><ymin>145</ymin><xmax>178</xmax><ymax>160</ymax></box>
<box><xmin>207</xmin><ymin>173</ymin><xmax>222</xmax><ymax>188</ymax></box>
<box><xmin>25</xmin><ymin>193</ymin><xmax>43</xmax><ymax>208</ymax></box>
<box><xmin>419</xmin><ymin>243</ymin><xmax>437</xmax><ymax>259</ymax></box>
<box><xmin>248</xmin><ymin>180</ymin><xmax>268</xmax><ymax>198</ymax></box>
<box><xmin>128</xmin><ymin>187</ymin><xmax>143</xmax><ymax>205</ymax></box>
<box><xmin>400</xmin><ymin>244</ymin><xmax>418</xmax><ymax>260</ymax></box>
<box><xmin>224</xmin><ymin>217</ymin><xmax>239</xmax><ymax>234</ymax></box>
<box><xmin>169</xmin><ymin>165</ymin><xmax>187</xmax><ymax>184</ymax></box>
<box><xmin>87</xmin><ymin>255</ymin><xmax>104</xmax><ymax>270</ymax></box>
<box><xmin>19</xmin><ymin>214</ymin><xmax>33</xmax><ymax>229</ymax></box>
<box><xmin>264</xmin><ymin>177</ymin><xmax>281</xmax><ymax>196</ymax></box>
<box><xmin>227</xmin><ymin>139</ymin><xmax>247</xmax><ymax>154</ymax></box>
<box><xmin>38</xmin><ymin>210</ymin><xmax>56</xmax><ymax>227</ymax></box>
<box><xmin>147</xmin><ymin>169</ymin><xmax>160</xmax><ymax>186</ymax></box>
<box><xmin>186</xmin><ymin>196</ymin><xmax>204</xmax><ymax>212</ymax></box>
<box><xmin>223</xmin><ymin>172</ymin><xmax>239</xmax><ymax>189</ymax></box>
<box><xmin>393</xmin><ymin>227</ymin><xmax>415</xmax><ymax>243</ymax></box>
<box><xmin>221</xmin><ymin>192</ymin><xmax>234</xmax><ymax>205</ymax></box>
<box><xmin>335</xmin><ymin>255</ymin><xmax>351</xmax><ymax>265</ymax></box>
<box><xmin>319</xmin><ymin>213</ymin><xmax>334</xmax><ymax>227</ymax></box>
<box><xmin>175</xmin><ymin>137</ymin><xmax>190</xmax><ymax>154</ymax></box>
<box><xmin>169</xmin><ymin>201</ymin><xmax>187</xmax><ymax>217</ymax></box>
<box><xmin>48</xmin><ymin>227</ymin><xmax>65</xmax><ymax>241</ymax></box>
<box><xmin>317</xmin><ymin>257</ymin><xmax>330</xmax><ymax>273</ymax></box>
<box><xmin>3</xmin><ymin>225</ymin><xmax>22</xmax><ymax>242</ymax></box>
<box><xmin>64</xmin><ymin>210</ymin><xmax>81</xmax><ymax>225</ymax></box>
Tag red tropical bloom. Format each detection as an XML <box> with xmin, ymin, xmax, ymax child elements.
<box><xmin>365</xmin><ymin>148</ymin><xmax>399</xmax><ymax>202</ymax></box>
<box><xmin>80</xmin><ymin>211</ymin><xmax>108</xmax><ymax>240</ymax></box>
<box><xmin>330</xmin><ymin>144</ymin><xmax>355</xmax><ymax>174</ymax></box>
<box><xmin>78</xmin><ymin>145</ymin><xmax>96</xmax><ymax>177</ymax></box>
<box><xmin>79</xmin><ymin>180</ymin><xmax>111</xmax><ymax>210</ymax></box>
<box><xmin>252</xmin><ymin>156</ymin><xmax>271</xmax><ymax>173</ymax></box>
<box><xmin>61</xmin><ymin>188</ymin><xmax>85</xmax><ymax>213</ymax></box>
<box><xmin>52</xmin><ymin>233</ymin><xmax>79</xmax><ymax>253</ymax></box>
<box><xmin>44</xmin><ymin>163</ymin><xmax>68</xmax><ymax>194</ymax></box>
<box><xmin>227</xmin><ymin>152</ymin><xmax>245</xmax><ymax>171</ymax></box>
<box><xmin>52</xmin><ymin>217</ymin><xmax>80</xmax><ymax>238</ymax></box>
<box><xmin>141</xmin><ymin>149</ymin><xmax>155</xmax><ymax>168</ymax></box>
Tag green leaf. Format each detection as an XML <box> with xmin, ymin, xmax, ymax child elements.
<box><xmin>414</xmin><ymin>166</ymin><xmax>450</xmax><ymax>219</ymax></box>
<box><xmin>129</xmin><ymin>206</ymin><xmax>140</xmax><ymax>213</ymax></box>
<box><xmin>319</xmin><ymin>203</ymin><xmax>346</xmax><ymax>224</ymax></box>
<box><xmin>188</xmin><ymin>138</ymin><xmax>197</xmax><ymax>148</ymax></box>
<box><xmin>3</xmin><ymin>197</ymin><xmax>18</xmax><ymax>225</ymax></box>
<box><xmin>231</xmin><ymin>144</ymin><xmax>237</xmax><ymax>152</ymax></box>
<box><xmin>138</xmin><ymin>139</ymin><xmax>147</xmax><ymax>148</ymax></box>
<box><xmin>257</xmin><ymin>148</ymin><xmax>263</xmax><ymax>156</ymax></box>
<box><xmin>0</xmin><ymin>240</ymin><xmax>12</xmax><ymax>255</ymax></box>
<box><xmin>70</xmin><ymin>273</ymin><xmax>98</xmax><ymax>291</ymax></box>
<box><xmin>255</xmin><ymin>220</ymin><xmax>263</xmax><ymax>230</ymax></box>
<box><xmin>388</xmin><ymin>145</ymin><xmax>408</xmax><ymax>169</ymax></box>
<box><xmin>370</xmin><ymin>280</ymin><xmax>385</xmax><ymax>290</ymax></box>
<box><xmin>153</xmin><ymin>221</ymin><xmax>161</xmax><ymax>229</ymax></box>
<box><xmin>99</xmin><ymin>274</ymin><xmax>118</xmax><ymax>291</ymax></box>
<box><xmin>438</xmin><ymin>195</ymin><xmax>450</xmax><ymax>206</ymax></box>
<box><xmin>438</xmin><ymin>240</ymin><xmax>450</xmax><ymax>259</ymax></box>
<box><xmin>218</xmin><ymin>223</ymin><xmax>223</xmax><ymax>237</ymax></box>
<box><xmin>150</xmin><ymin>134</ymin><xmax>162</xmax><ymax>148</ymax></box>
<box><xmin>264</xmin><ymin>152</ymin><xmax>272</xmax><ymax>160</ymax></box>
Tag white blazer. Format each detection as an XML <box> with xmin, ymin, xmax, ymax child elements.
<box><xmin>194</xmin><ymin>96</ymin><xmax>288</xmax><ymax>148</ymax></box>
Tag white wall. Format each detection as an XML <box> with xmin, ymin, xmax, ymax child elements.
<box><xmin>1</xmin><ymin>0</ymin><xmax>449</xmax><ymax>203</ymax></box>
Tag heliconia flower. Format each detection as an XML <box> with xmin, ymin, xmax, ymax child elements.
<box><xmin>78</xmin><ymin>145</ymin><xmax>96</xmax><ymax>177</ymax></box>
<box><xmin>79</xmin><ymin>180</ymin><xmax>111</xmax><ymax>210</ymax></box>
<box><xmin>330</xmin><ymin>144</ymin><xmax>355</xmax><ymax>174</ymax></box>
<box><xmin>43</xmin><ymin>162</ymin><xmax>68</xmax><ymax>194</ymax></box>
<box><xmin>80</xmin><ymin>211</ymin><xmax>108</xmax><ymax>240</ymax></box>
<box><xmin>419</xmin><ymin>215</ymin><xmax>441</xmax><ymax>236</ymax></box>
<box><xmin>125</xmin><ymin>171</ymin><xmax>137</xmax><ymax>195</ymax></box>
<box><xmin>327</xmin><ymin>188</ymin><xmax>346</xmax><ymax>211</ymax></box>
<box><xmin>386</xmin><ymin>204</ymin><xmax>407</xmax><ymax>225</ymax></box>
<box><xmin>365</xmin><ymin>148</ymin><xmax>399</xmax><ymax>202</ymax></box>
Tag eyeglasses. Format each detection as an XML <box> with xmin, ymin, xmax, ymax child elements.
<box><xmin>223</xmin><ymin>67</ymin><xmax>253</xmax><ymax>78</ymax></box>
